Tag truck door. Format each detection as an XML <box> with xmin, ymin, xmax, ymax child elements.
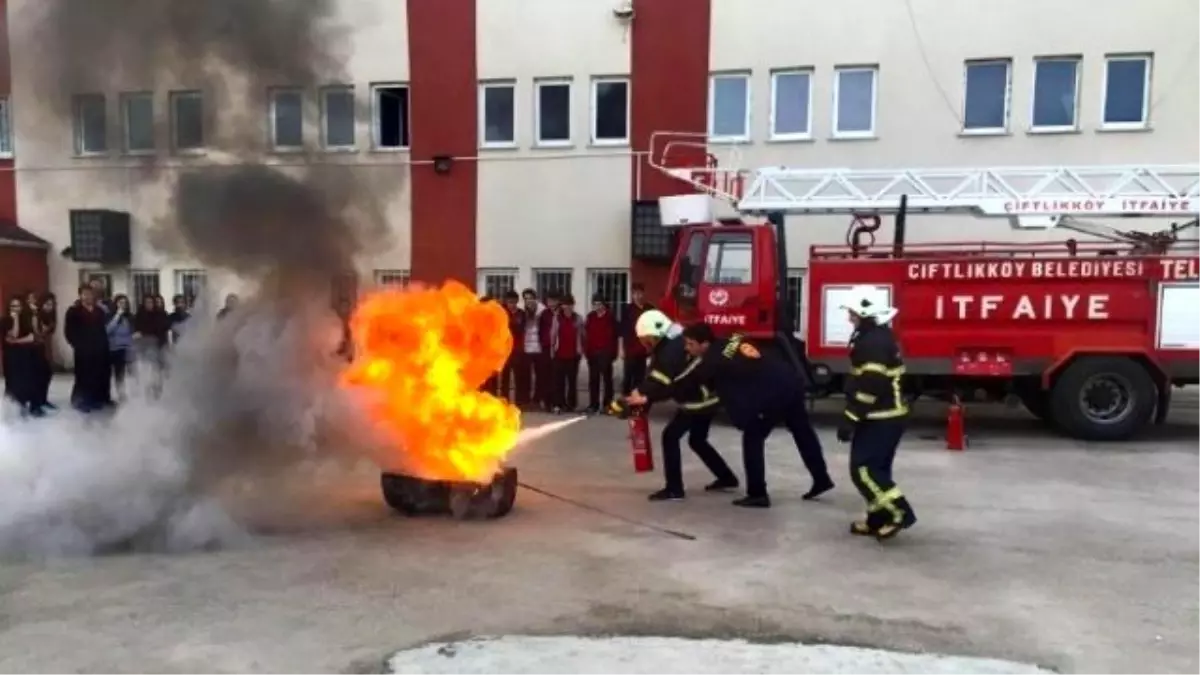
<box><xmin>667</xmin><ymin>229</ymin><xmax>706</xmax><ymax>325</ymax></box>
<box><xmin>696</xmin><ymin>228</ymin><xmax>765</xmax><ymax>336</ymax></box>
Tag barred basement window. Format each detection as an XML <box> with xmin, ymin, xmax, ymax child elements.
<box><xmin>478</xmin><ymin>268</ymin><xmax>517</xmax><ymax>298</ymax></box>
<box><xmin>129</xmin><ymin>269</ymin><xmax>161</xmax><ymax>306</ymax></box>
<box><xmin>785</xmin><ymin>269</ymin><xmax>805</xmax><ymax>333</ymax></box>
<box><xmin>174</xmin><ymin>269</ymin><xmax>208</xmax><ymax>307</ymax></box>
<box><xmin>78</xmin><ymin>270</ymin><xmax>113</xmax><ymax>300</ymax></box>
<box><xmin>533</xmin><ymin>268</ymin><xmax>573</xmax><ymax>301</ymax></box>
<box><xmin>374</xmin><ymin>269</ymin><xmax>411</xmax><ymax>287</ymax></box>
<box><xmin>587</xmin><ymin>269</ymin><xmax>629</xmax><ymax>319</ymax></box>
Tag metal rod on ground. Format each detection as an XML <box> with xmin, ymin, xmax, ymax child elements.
<box><xmin>518</xmin><ymin>482</ymin><xmax>697</xmax><ymax>542</ymax></box>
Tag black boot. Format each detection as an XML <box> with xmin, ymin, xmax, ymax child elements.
<box><xmin>648</xmin><ymin>488</ymin><xmax>685</xmax><ymax>502</ymax></box>
<box><xmin>732</xmin><ymin>494</ymin><xmax>771</xmax><ymax>509</ymax></box>
<box><xmin>704</xmin><ymin>478</ymin><xmax>739</xmax><ymax>492</ymax></box>
<box><xmin>802</xmin><ymin>477</ymin><xmax>835</xmax><ymax>501</ymax></box>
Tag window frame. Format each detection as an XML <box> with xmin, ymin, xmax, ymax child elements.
<box><xmin>702</xmin><ymin>232</ymin><xmax>755</xmax><ymax>286</ymax></box>
<box><xmin>1029</xmin><ymin>55</ymin><xmax>1082</xmax><ymax>133</ymax></box>
<box><xmin>707</xmin><ymin>71</ymin><xmax>751</xmax><ymax>142</ymax></box>
<box><xmin>269</xmin><ymin>87</ymin><xmax>305</xmax><ymax>152</ymax></box>
<box><xmin>169</xmin><ymin>90</ymin><xmax>206</xmax><ymax>154</ymax></box>
<box><xmin>769</xmin><ymin>68</ymin><xmax>814</xmax><ymax>141</ymax></box>
<box><xmin>831</xmin><ymin>65</ymin><xmax>879</xmax><ymax>139</ymax></box>
<box><xmin>128</xmin><ymin>269</ymin><xmax>161</xmax><ymax>307</ymax></box>
<box><xmin>119</xmin><ymin>91</ymin><xmax>156</xmax><ymax>155</ymax></box>
<box><xmin>320</xmin><ymin>84</ymin><xmax>357</xmax><ymax>151</ymax></box>
<box><xmin>373</xmin><ymin>269</ymin><xmax>411</xmax><ymax>288</ymax></box>
<box><xmin>173</xmin><ymin>269</ymin><xmax>208</xmax><ymax>307</ymax></box>
<box><xmin>960</xmin><ymin>58</ymin><xmax>1012</xmax><ymax>135</ymax></box>
<box><xmin>532</xmin><ymin>268</ymin><xmax>575</xmax><ymax>300</ymax></box>
<box><xmin>479</xmin><ymin>80</ymin><xmax>518</xmax><ymax>149</ymax></box>
<box><xmin>73</xmin><ymin>93</ymin><xmax>109</xmax><ymax>156</ymax></box>
<box><xmin>533</xmin><ymin>78</ymin><xmax>572</xmax><ymax>148</ymax></box>
<box><xmin>590</xmin><ymin>76</ymin><xmax>630</xmax><ymax>147</ymax></box>
<box><xmin>586</xmin><ymin>268</ymin><xmax>630</xmax><ymax>320</ymax></box>
<box><xmin>1100</xmin><ymin>53</ymin><xmax>1153</xmax><ymax>131</ymax></box>
<box><xmin>477</xmin><ymin>267</ymin><xmax>519</xmax><ymax>298</ymax></box>
<box><xmin>0</xmin><ymin>96</ymin><xmax>12</xmax><ymax>159</ymax></box>
<box><xmin>370</xmin><ymin>82</ymin><xmax>411</xmax><ymax>151</ymax></box>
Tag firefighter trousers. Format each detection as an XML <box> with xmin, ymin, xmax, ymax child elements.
<box><xmin>742</xmin><ymin>402</ymin><xmax>830</xmax><ymax>498</ymax></box>
<box><xmin>661</xmin><ymin>410</ymin><xmax>737</xmax><ymax>493</ymax></box>
<box><xmin>849</xmin><ymin>420</ymin><xmax>915</xmax><ymax>529</ymax></box>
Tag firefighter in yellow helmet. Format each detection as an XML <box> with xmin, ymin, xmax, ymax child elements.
<box><xmin>618</xmin><ymin>309</ymin><xmax>738</xmax><ymax>501</ymax></box>
<box><xmin>837</xmin><ymin>286</ymin><xmax>916</xmax><ymax>540</ymax></box>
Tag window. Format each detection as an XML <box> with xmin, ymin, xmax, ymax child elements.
<box><xmin>78</xmin><ymin>271</ymin><xmax>113</xmax><ymax>300</ymax></box>
<box><xmin>372</xmin><ymin>83</ymin><xmax>410</xmax><ymax>149</ymax></box>
<box><xmin>269</xmin><ymin>88</ymin><xmax>304</xmax><ymax>150</ymax></box>
<box><xmin>1031</xmin><ymin>57</ymin><xmax>1080</xmax><ymax>131</ymax></box>
<box><xmin>73</xmin><ymin>93</ymin><xmax>107</xmax><ymax>155</ymax></box>
<box><xmin>703</xmin><ymin>232</ymin><xmax>753</xmax><ymax>284</ymax></box>
<box><xmin>174</xmin><ymin>269</ymin><xmax>208</xmax><ymax>306</ymax></box>
<box><xmin>533</xmin><ymin>268</ymin><xmax>573</xmax><ymax>300</ymax></box>
<box><xmin>1102</xmin><ymin>54</ymin><xmax>1152</xmax><ymax>129</ymax></box>
<box><xmin>708</xmin><ymin>72</ymin><xmax>750</xmax><ymax>141</ymax></box>
<box><xmin>588</xmin><ymin>269</ymin><xmax>629</xmax><ymax>319</ymax></box>
<box><xmin>535</xmin><ymin>79</ymin><xmax>571</xmax><ymax>146</ymax></box>
<box><xmin>0</xmin><ymin>97</ymin><xmax>11</xmax><ymax>157</ymax></box>
<box><xmin>321</xmin><ymin>85</ymin><xmax>356</xmax><ymax>149</ymax></box>
<box><xmin>478</xmin><ymin>268</ymin><xmax>518</xmax><ymax>298</ymax></box>
<box><xmin>962</xmin><ymin>60</ymin><xmax>1011</xmax><ymax>133</ymax></box>
<box><xmin>480</xmin><ymin>81</ymin><xmax>516</xmax><ymax>148</ymax></box>
<box><xmin>374</xmin><ymin>269</ymin><xmax>411</xmax><ymax>287</ymax></box>
<box><xmin>784</xmin><ymin>270</ymin><xmax>805</xmax><ymax>333</ymax></box>
<box><xmin>120</xmin><ymin>92</ymin><xmax>155</xmax><ymax>153</ymax></box>
<box><xmin>591</xmin><ymin>77</ymin><xmax>629</xmax><ymax>145</ymax></box>
<box><xmin>833</xmin><ymin>66</ymin><xmax>877</xmax><ymax>138</ymax></box>
<box><xmin>673</xmin><ymin>233</ymin><xmax>706</xmax><ymax>312</ymax></box>
<box><xmin>129</xmin><ymin>269</ymin><xmax>161</xmax><ymax>306</ymax></box>
<box><xmin>770</xmin><ymin>69</ymin><xmax>812</xmax><ymax>140</ymax></box>
<box><xmin>170</xmin><ymin>90</ymin><xmax>205</xmax><ymax>151</ymax></box>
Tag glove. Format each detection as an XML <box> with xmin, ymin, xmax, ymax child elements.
<box><xmin>836</xmin><ymin>418</ymin><xmax>855</xmax><ymax>443</ymax></box>
<box><xmin>608</xmin><ymin>396</ymin><xmax>629</xmax><ymax>419</ymax></box>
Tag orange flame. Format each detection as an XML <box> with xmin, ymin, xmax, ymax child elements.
<box><xmin>339</xmin><ymin>280</ymin><xmax>520</xmax><ymax>483</ymax></box>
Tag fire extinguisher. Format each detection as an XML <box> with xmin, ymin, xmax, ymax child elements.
<box><xmin>946</xmin><ymin>396</ymin><xmax>967</xmax><ymax>451</ymax></box>
<box><xmin>629</xmin><ymin>408</ymin><xmax>655</xmax><ymax>473</ymax></box>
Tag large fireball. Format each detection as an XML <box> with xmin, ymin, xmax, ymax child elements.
<box><xmin>339</xmin><ymin>280</ymin><xmax>520</xmax><ymax>483</ymax></box>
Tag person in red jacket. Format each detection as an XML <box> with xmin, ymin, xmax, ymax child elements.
<box><xmin>536</xmin><ymin>292</ymin><xmax>561</xmax><ymax>410</ymax></box>
<box><xmin>549</xmin><ymin>294</ymin><xmax>584</xmax><ymax>413</ymax></box>
<box><xmin>583</xmin><ymin>293</ymin><xmax>619</xmax><ymax>413</ymax></box>
<box><xmin>620</xmin><ymin>282</ymin><xmax>655</xmax><ymax>395</ymax></box>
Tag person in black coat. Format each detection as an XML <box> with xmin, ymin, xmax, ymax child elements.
<box><xmin>3</xmin><ymin>295</ymin><xmax>39</xmax><ymax>413</ymax></box>
<box><xmin>64</xmin><ymin>285</ymin><xmax>113</xmax><ymax>411</ymax></box>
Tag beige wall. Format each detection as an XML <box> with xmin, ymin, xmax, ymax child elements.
<box><xmin>709</xmin><ymin>0</ymin><xmax>1200</xmax><ymax>266</ymax></box>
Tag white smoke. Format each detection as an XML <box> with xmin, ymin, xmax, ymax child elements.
<box><xmin>0</xmin><ymin>296</ymin><xmax>385</xmax><ymax>559</ymax></box>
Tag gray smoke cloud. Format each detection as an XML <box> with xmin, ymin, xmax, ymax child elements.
<box><xmin>0</xmin><ymin>0</ymin><xmax>402</xmax><ymax>558</ymax></box>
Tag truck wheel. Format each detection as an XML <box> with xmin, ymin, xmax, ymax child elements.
<box><xmin>1050</xmin><ymin>357</ymin><xmax>1157</xmax><ymax>441</ymax></box>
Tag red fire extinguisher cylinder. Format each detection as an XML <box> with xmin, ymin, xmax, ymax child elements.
<box><xmin>629</xmin><ymin>410</ymin><xmax>655</xmax><ymax>473</ymax></box>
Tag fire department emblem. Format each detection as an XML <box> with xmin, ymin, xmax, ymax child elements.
<box><xmin>738</xmin><ymin>343</ymin><xmax>761</xmax><ymax>359</ymax></box>
<box><xmin>708</xmin><ymin>288</ymin><xmax>730</xmax><ymax>306</ymax></box>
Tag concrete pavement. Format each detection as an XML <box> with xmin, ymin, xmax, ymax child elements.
<box><xmin>0</xmin><ymin>384</ymin><xmax>1196</xmax><ymax>673</ymax></box>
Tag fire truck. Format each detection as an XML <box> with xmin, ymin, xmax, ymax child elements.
<box><xmin>646</xmin><ymin>132</ymin><xmax>1200</xmax><ymax>441</ymax></box>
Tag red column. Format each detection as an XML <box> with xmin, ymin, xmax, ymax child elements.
<box><xmin>406</xmin><ymin>0</ymin><xmax>478</xmax><ymax>288</ymax></box>
<box><xmin>0</xmin><ymin>0</ymin><xmax>17</xmax><ymax>225</ymax></box>
<box><xmin>628</xmin><ymin>0</ymin><xmax>711</xmax><ymax>301</ymax></box>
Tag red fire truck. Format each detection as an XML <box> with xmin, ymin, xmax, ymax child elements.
<box><xmin>646</xmin><ymin>133</ymin><xmax>1200</xmax><ymax>441</ymax></box>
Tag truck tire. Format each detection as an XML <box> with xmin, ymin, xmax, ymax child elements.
<box><xmin>1050</xmin><ymin>357</ymin><xmax>1157</xmax><ymax>441</ymax></box>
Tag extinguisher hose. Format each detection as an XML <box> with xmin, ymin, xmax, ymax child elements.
<box><xmin>518</xmin><ymin>481</ymin><xmax>698</xmax><ymax>541</ymax></box>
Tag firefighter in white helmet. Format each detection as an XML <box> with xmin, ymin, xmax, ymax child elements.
<box><xmin>838</xmin><ymin>285</ymin><xmax>916</xmax><ymax>540</ymax></box>
<box><xmin>614</xmin><ymin>309</ymin><xmax>738</xmax><ymax>501</ymax></box>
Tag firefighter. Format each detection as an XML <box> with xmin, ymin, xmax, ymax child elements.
<box><xmin>837</xmin><ymin>286</ymin><xmax>916</xmax><ymax>540</ymax></box>
<box><xmin>612</xmin><ymin>309</ymin><xmax>739</xmax><ymax>501</ymax></box>
<box><xmin>628</xmin><ymin>323</ymin><xmax>833</xmax><ymax>509</ymax></box>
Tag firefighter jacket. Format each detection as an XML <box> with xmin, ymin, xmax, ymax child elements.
<box><xmin>638</xmin><ymin>334</ymin><xmax>720</xmax><ymax>413</ymax></box>
<box><xmin>843</xmin><ymin>321</ymin><xmax>908</xmax><ymax>424</ymax></box>
<box><xmin>656</xmin><ymin>333</ymin><xmax>803</xmax><ymax>429</ymax></box>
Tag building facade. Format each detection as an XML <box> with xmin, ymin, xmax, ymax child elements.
<box><xmin>0</xmin><ymin>0</ymin><xmax>1195</xmax><ymax>320</ymax></box>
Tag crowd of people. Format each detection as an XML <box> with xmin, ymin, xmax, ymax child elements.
<box><xmin>480</xmin><ymin>283</ymin><xmax>656</xmax><ymax>415</ymax></box>
<box><xmin>0</xmin><ymin>278</ymin><xmax>237</xmax><ymax>416</ymax></box>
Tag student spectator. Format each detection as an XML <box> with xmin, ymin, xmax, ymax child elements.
<box><xmin>620</xmin><ymin>282</ymin><xmax>655</xmax><ymax>395</ymax></box>
<box><xmin>168</xmin><ymin>294</ymin><xmax>191</xmax><ymax>345</ymax></box>
<box><xmin>584</xmin><ymin>294</ymin><xmax>619</xmax><ymax>413</ymax></box>
<box><xmin>2</xmin><ymin>295</ymin><xmax>38</xmax><ymax>414</ymax></box>
<box><xmin>497</xmin><ymin>290</ymin><xmax>528</xmax><ymax>405</ymax></box>
<box><xmin>536</xmin><ymin>292</ymin><xmax>562</xmax><ymax>410</ymax></box>
<box><xmin>133</xmin><ymin>294</ymin><xmax>170</xmax><ymax>373</ymax></box>
<box><xmin>65</xmin><ymin>284</ymin><xmax>113</xmax><ymax>411</ymax></box>
<box><xmin>32</xmin><ymin>293</ymin><xmax>58</xmax><ymax>411</ymax></box>
<box><xmin>106</xmin><ymin>294</ymin><xmax>135</xmax><ymax>400</ymax></box>
<box><xmin>550</xmin><ymin>294</ymin><xmax>584</xmax><ymax>414</ymax></box>
<box><xmin>216</xmin><ymin>293</ymin><xmax>240</xmax><ymax>320</ymax></box>
<box><xmin>516</xmin><ymin>288</ymin><xmax>543</xmax><ymax>409</ymax></box>
<box><xmin>88</xmin><ymin>278</ymin><xmax>112</xmax><ymax>314</ymax></box>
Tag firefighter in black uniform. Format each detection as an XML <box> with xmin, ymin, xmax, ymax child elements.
<box><xmin>629</xmin><ymin>323</ymin><xmax>833</xmax><ymax>508</ymax></box>
<box><xmin>836</xmin><ymin>287</ymin><xmax>916</xmax><ymax>540</ymax></box>
<box><xmin>612</xmin><ymin>309</ymin><xmax>739</xmax><ymax>501</ymax></box>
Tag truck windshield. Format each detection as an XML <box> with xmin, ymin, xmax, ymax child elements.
<box><xmin>704</xmin><ymin>232</ymin><xmax>753</xmax><ymax>284</ymax></box>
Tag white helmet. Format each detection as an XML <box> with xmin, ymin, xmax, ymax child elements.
<box><xmin>840</xmin><ymin>285</ymin><xmax>898</xmax><ymax>325</ymax></box>
<box><xmin>635</xmin><ymin>309</ymin><xmax>673</xmax><ymax>338</ymax></box>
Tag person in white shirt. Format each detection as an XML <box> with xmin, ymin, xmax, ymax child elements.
<box><xmin>518</xmin><ymin>288</ymin><xmax>542</xmax><ymax>408</ymax></box>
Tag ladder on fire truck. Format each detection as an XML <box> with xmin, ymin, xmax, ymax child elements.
<box><xmin>646</xmin><ymin>131</ymin><xmax>1200</xmax><ymax>242</ymax></box>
